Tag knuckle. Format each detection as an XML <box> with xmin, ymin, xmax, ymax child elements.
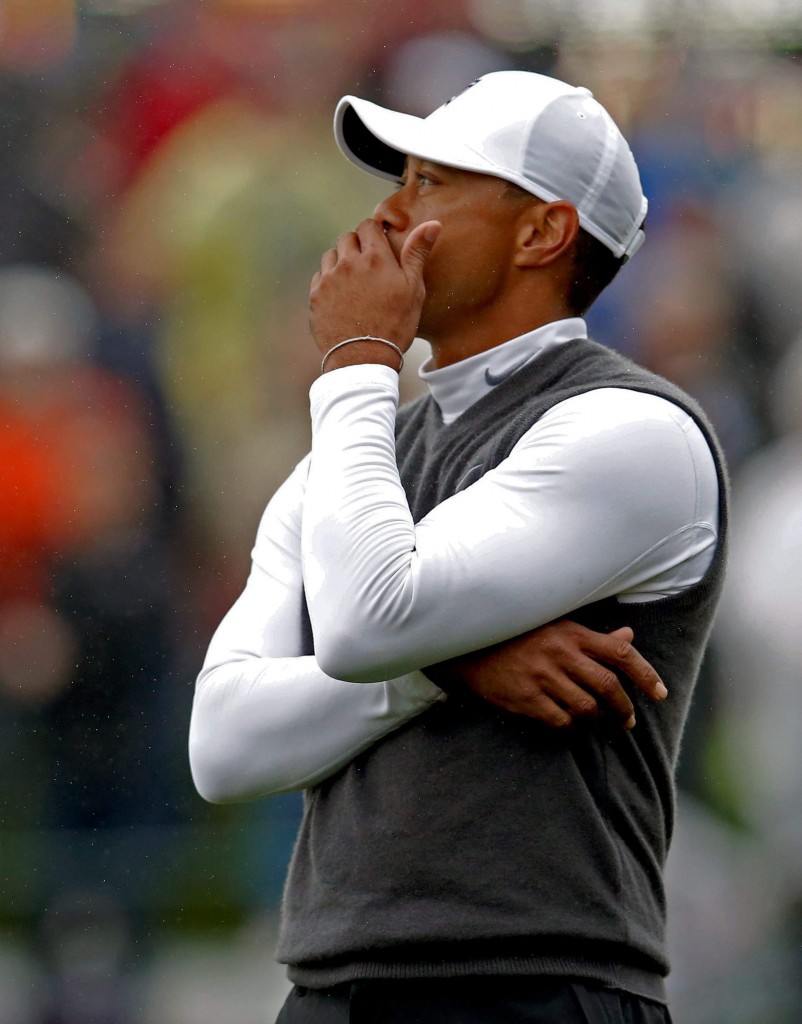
<box><xmin>614</xmin><ymin>639</ymin><xmax>631</xmax><ymax>660</ymax></box>
<box><xmin>545</xmin><ymin>637</ymin><xmax>567</xmax><ymax>658</ymax></box>
<box><xmin>593</xmin><ymin>668</ymin><xmax>619</xmax><ymax>693</ymax></box>
<box><xmin>637</xmin><ymin>666</ymin><xmax>656</xmax><ymax>687</ymax></box>
<box><xmin>573</xmin><ymin>695</ymin><xmax>598</xmax><ymax>716</ymax></box>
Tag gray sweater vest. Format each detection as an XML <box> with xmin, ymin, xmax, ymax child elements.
<box><xmin>277</xmin><ymin>338</ymin><xmax>729</xmax><ymax>1003</ymax></box>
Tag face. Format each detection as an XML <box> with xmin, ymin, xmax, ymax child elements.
<box><xmin>372</xmin><ymin>158</ymin><xmax>526</xmax><ymax>344</ymax></box>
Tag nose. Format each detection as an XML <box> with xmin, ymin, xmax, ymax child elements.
<box><xmin>373</xmin><ymin>189</ymin><xmax>408</xmax><ymax>234</ymax></box>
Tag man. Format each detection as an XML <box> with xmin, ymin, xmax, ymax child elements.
<box><xmin>190</xmin><ymin>71</ymin><xmax>727</xmax><ymax>1023</ymax></box>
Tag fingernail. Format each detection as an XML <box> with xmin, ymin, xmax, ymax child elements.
<box><xmin>626</xmin><ymin>714</ymin><xmax>636</xmax><ymax>730</ymax></box>
<box><xmin>424</xmin><ymin>223</ymin><xmax>440</xmax><ymax>242</ymax></box>
<box><xmin>655</xmin><ymin>683</ymin><xmax>668</xmax><ymax>699</ymax></box>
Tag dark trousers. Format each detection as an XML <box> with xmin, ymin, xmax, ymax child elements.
<box><xmin>275</xmin><ymin>978</ymin><xmax>672</xmax><ymax>1023</ymax></box>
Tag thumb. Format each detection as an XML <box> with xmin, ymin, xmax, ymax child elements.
<box><xmin>400</xmin><ymin>221</ymin><xmax>441</xmax><ymax>277</ymax></box>
<box><xmin>609</xmin><ymin>626</ymin><xmax>634</xmax><ymax>643</ymax></box>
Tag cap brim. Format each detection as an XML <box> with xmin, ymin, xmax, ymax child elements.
<box><xmin>334</xmin><ymin>93</ymin><xmax>648</xmax><ymax>262</ymax></box>
<box><xmin>334</xmin><ymin>96</ymin><xmax>501</xmax><ymax>183</ymax></box>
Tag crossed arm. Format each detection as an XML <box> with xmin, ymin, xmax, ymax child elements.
<box><xmin>190</xmin><ymin>458</ymin><xmax>445</xmax><ymax>803</ymax></box>
<box><xmin>189</xmin><ymin>452</ymin><xmax>666</xmax><ymax>804</ymax></box>
<box><xmin>189</xmin><ymin>218</ymin><xmax>712</xmax><ymax>805</ymax></box>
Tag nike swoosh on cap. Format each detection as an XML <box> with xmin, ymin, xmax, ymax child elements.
<box><xmin>484</xmin><ymin>357</ymin><xmax>532</xmax><ymax>388</ymax></box>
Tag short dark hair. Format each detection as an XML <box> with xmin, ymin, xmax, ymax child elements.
<box><xmin>501</xmin><ymin>180</ymin><xmax>628</xmax><ymax>315</ymax></box>
<box><xmin>567</xmin><ymin>227</ymin><xmax>626</xmax><ymax>315</ymax></box>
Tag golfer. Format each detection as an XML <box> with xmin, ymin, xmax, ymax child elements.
<box><xmin>190</xmin><ymin>71</ymin><xmax>727</xmax><ymax>1023</ymax></box>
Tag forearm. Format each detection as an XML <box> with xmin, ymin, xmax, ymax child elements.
<box><xmin>302</xmin><ymin>363</ymin><xmax>588</xmax><ymax>681</ymax></box>
<box><xmin>190</xmin><ymin>650</ymin><xmax>443</xmax><ymax>802</ymax></box>
<box><xmin>189</xmin><ymin>458</ymin><xmax>444</xmax><ymax>803</ymax></box>
<box><xmin>302</xmin><ymin>372</ymin><xmax>718</xmax><ymax>682</ymax></box>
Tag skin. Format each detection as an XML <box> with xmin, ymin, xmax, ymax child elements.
<box><xmin>310</xmin><ymin>157</ymin><xmax>581</xmax><ymax>368</ymax></box>
<box><xmin>308</xmin><ymin>156</ymin><xmax>667</xmax><ymax>729</ymax></box>
<box><xmin>427</xmin><ymin>622</ymin><xmax>666</xmax><ymax>731</ymax></box>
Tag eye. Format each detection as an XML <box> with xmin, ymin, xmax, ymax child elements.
<box><xmin>394</xmin><ymin>170</ymin><xmax>438</xmax><ymax>190</ymax></box>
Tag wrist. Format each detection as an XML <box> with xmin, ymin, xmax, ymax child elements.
<box><xmin>423</xmin><ymin>653</ymin><xmax>476</xmax><ymax>695</ymax></box>
<box><xmin>321</xmin><ymin>336</ymin><xmax>404</xmax><ymax>374</ymax></box>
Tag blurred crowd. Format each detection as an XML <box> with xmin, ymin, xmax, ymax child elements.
<box><xmin>1</xmin><ymin>1</ymin><xmax>801</xmax><ymax>1021</ymax></box>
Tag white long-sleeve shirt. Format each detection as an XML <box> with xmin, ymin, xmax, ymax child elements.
<box><xmin>189</xmin><ymin>319</ymin><xmax>719</xmax><ymax>802</ymax></box>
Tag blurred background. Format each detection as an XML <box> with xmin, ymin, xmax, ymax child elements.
<box><xmin>0</xmin><ymin>0</ymin><xmax>801</xmax><ymax>1021</ymax></box>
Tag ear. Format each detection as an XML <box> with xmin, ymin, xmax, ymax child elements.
<box><xmin>513</xmin><ymin>201</ymin><xmax>580</xmax><ymax>269</ymax></box>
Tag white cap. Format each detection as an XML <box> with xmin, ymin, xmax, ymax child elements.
<box><xmin>334</xmin><ymin>70</ymin><xmax>647</xmax><ymax>261</ymax></box>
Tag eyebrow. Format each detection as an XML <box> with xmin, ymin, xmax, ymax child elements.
<box><xmin>402</xmin><ymin>156</ymin><xmax>450</xmax><ymax>179</ymax></box>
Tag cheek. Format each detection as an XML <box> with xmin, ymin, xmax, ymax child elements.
<box><xmin>421</xmin><ymin>213</ymin><xmax>507</xmax><ymax>293</ymax></box>
<box><xmin>420</xmin><ymin>235</ymin><xmax>448</xmax><ymax>285</ymax></box>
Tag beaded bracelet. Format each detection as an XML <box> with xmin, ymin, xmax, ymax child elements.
<box><xmin>320</xmin><ymin>335</ymin><xmax>404</xmax><ymax>373</ymax></box>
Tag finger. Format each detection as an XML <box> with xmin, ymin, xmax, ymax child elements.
<box><xmin>544</xmin><ymin>675</ymin><xmax>602</xmax><ymax>720</ymax></box>
<box><xmin>568</xmin><ymin>656</ymin><xmax>636</xmax><ymax>728</ymax></box>
<box><xmin>320</xmin><ymin>248</ymin><xmax>337</xmax><ymax>272</ymax></box>
<box><xmin>521</xmin><ymin>693</ymin><xmax>573</xmax><ymax>729</ymax></box>
<box><xmin>335</xmin><ymin>230</ymin><xmax>360</xmax><ymax>259</ymax></box>
<box><xmin>356</xmin><ymin>218</ymin><xmax>392</xmax><ymax>254</ymax></box>
<box><xmin>597</xmin><ymin>631</ymin><xmax>667</xmax><ymax>700</ymax></box>
<box><xmin>400</xmin><ymin>220</ymin><xmax>441</xmax><ymax>277</ymax></box>
<box><xmin>479</xmin><ymin>682</ymin><xmax>573</xmax><ymax>729</ymax></box>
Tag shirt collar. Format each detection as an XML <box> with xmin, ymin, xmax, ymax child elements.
<box><xmin>418</xmin><ymin>318</ymin><xmax>588</xmax><ymax>425</ymax></box>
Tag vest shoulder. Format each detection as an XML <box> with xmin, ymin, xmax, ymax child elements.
<box><xmin>520</xmin><ymin>339</ymin><xmax>724</xmax><ymax>450</ymax></box>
